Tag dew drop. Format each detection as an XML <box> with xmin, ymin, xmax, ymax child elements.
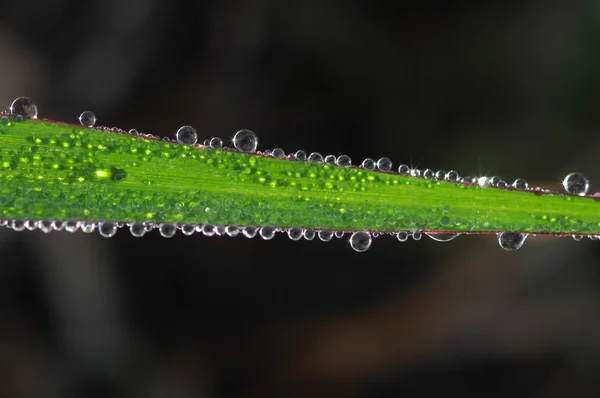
<box><xmin>272</xmin><ymin>148</ymin><xmax>285</xmax><ymax>159</ymax></box>
<box><xmin>81</xmin><ymin>222</ymin><xmax>96</xmax><ymax>233</ymax></box>
<box><xmin>130</xmin><ymin>222</ymin><xmax>147</xmax><ymax>237</ymax></box>
<box><xmin>129</xmin><ymin>129</ymin><xmax>139</xmax><ymax>135</ymax></box>
<box><xmin>159</xmin><ymin>223</ymin><xmax>177</xmax><ymax>238</ymax></box>
<box><xmin>259</xmin><ymin>226</ymin><xmax>276</xmax><ymax>240</ymax></box>
<box><xmin>398</xmin><ymin>164</ymin><xmax>410</xmax><ymax>175</ymax></box>
<box><xmin>38</xmin><ymin>220</ymin><xmax>53</xmax><ymax>233</ymax></box>
<box><xmin>209</xmin><ymin>137</ymin><xmax>223</xmax><ymax>149</ymax></box>
<box><xmin>324</xmin><ymin>155</ymin><xmax>337</xmax><ymax>165</ymax></box>
<box><xmin>397</xmin><ymin>231</ymin><xmax>409</xmax><ymax>242</ymax></box>
<box><xmin>308</xmin><ymin>152</ymin><xmax>323</xmax><ymax>163</ymax></box>
<box><xmin>225</xmin><ymin>226</ymin><xmax>239</xmax><ymax>237</ymax></box>
<box><xmin>11</xmin><ymin>220</ymin><xmax>25</xmax><ymax>231</ymax></box>
<box><xmin>445</xmin><ymin>170</ymin><xmax>459</xmax><ymax>182</ymax></box>
<box><xmin>78</xmin><ymin>111</ymin><xmax>96</xmax><ymax>127</ymax></box>
<box><xmin>98</xmin><ymin>222</ymin><xmax>117</xmax><ymax>238</ymax></box>
<box><xmin>435</xmin><ymin>170</ymin><xmax>446</xmax><ymax>180</ymax></box>
<box><xmin>498</xmin><ymin>232</ymin><xmax>527</xmax><ymax>251</ymax></box>
<box><xmin>233</xmin><ymin>129</ymin><xmax>258</xmax><ymax>152</ymax></box>
<box><xmin>201</xmin><ymin>224</ymin><xmax>215</xmax><ymax>236</ymax></box>
<box><xmin>303</xmin><ymin>229</ymin><xmax>316</xmax><ymax>240</ymax></box>
<box><xmin>572</xmin><ymin>234</ymin><xmax>584</xmax><ymax>241</ymax></box>
<box><xmin>563</xmin><ymin>172</ymin><xmax>590</xmax><ymax>196</ymax></box>
<box><xmin>361</xmin><ymin>158</ymin><xmax>376</xmax><ymax>170</ymax></box>
<box><xmin>377</xmin><ymin>157</ymin><xmax>392</xmax><ymax>172</ymax></box>
<box><xmin>334</xmin><ymin>230</ymin><xmax>345</xmax><ymax>238</ymax></box>
<box><xmin>242</xmin><ymin>226</ymin><xmax>258</xmax><ymax>238</ymax></box>
<box><xmin>176</xmin><ymin>125</ymin><xmax>198</xmax><ymax>146</ymax></box>
<box><xmin>318</xmin><ymin>230</ymin><xmax>333</xmax><ymax>242</ymax></box>
<box><xmin>65</xmin><ymin>221</ymin><xmax>80</xmax><ymax>233</ymax></box>
<box><xmin>422</xmin><ymin>169</ymin><xmax>434</xmax><ymax>179</ymax></box>
<box><xmin>10</xmin><ymin>96</ymin><xmax>38</xmax><ymax>119</ymax></box>
<box><xmin>426</xmin><ymin>233</ymin><xmax>459</xmax><ymax>242</ymax></box>
<box><xmin>288</xmin><ymin>227</ymin><xmax>303</xmax><ymax>241</ymax></box>
<box><xmin>295</xmin><ymin>150</ymin><xmax>307</xmax><ymax>161</ymax></box>
<box><xmin>349</xmin><ymin>231</ymin><xmax>372</xmax><ymax>252</ymax></box>
<box><xmin>412</xmin><ymin>231</ymin><xmax>422</xmax><ymax>241</ymax></box>
<box><xmin>181</xmin><ymin>224</ymin><xmax>195</xmax><ymax>236</ymax></box>
<box><xmin>496</xmin><ymin>180</ymin><xmax>507</xmax><ymax>189</ymax></box>
<box><xmin>25</xmin><ymin>220</ymin><xmax>37</xmax><ymax>231</ymax></box>
<box><xmin>512</xmin><ymin>178</ymin><xmax>528</xmax><ymax>190</ymax></box>
<box><xmin>214</xmin><ymin>225</ymin><xmax>226</xmax><ymax>236</ymax></box>
<box><xmin>488</xmin><ymin>176</ymin><xmax>501</xmax><ymax>186</ymax></box>
<box><xmin>336</xmin><ymin>155</ymin><xmax>352</xmax><ymax>167</ymax></box>
<box><xmin>411</xmin><ymin>169</ymin><xmax>421</xmax><ymax>177</ymax></box>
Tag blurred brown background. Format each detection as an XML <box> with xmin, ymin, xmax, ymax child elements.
<box><xmin>2</xmin><ymin>1</ymin><xmax>600</xmax><ymax>397</ymax></box>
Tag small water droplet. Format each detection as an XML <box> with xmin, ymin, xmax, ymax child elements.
<box><xmin>422</xmin><ymin>169</ymin><xmax>434</xmax><ymax>179</ymax></box>
<box><xmin>334</xmin><ymin>230</ymin><xmax>345</xmax><ymax>238</ymax></box>
<box><xmin>130</xmin><ymin>222</ymin><xmax>147</xmax><ymax>237</ymax></box>
<box><xmin>303</xmin><ymin>229</ymin><xmax>316</xmax><ymax>240</ymax></box>
<box><xmin>209</xmin><ymin>137</ymin><xmax>223</xmax><ymax>149</ymax></box>
<box><xmin>98</xmin><ymin>222</ymin><xmax>117</xmax><ymax>238</ymax></box>
<box><xmin>377</xmin><ymin>157</ymin><xmax>392</xmax><ymax>172</ymax></box>
<box><xmin>498</xmin><ymin>232</ymin><xmax>527</xmax><ymax>251</ymax></box>
<box><xmin>426</xmin><ymin>233</ymin><xmax>459</xmax><ymax>242</ymax></box>
<box><xmin>272</xmin><ymin>148</ymin><xmax>285</xmax><ymax>159</ymax></box>
<box><xmin>214</xmin><ymin>225</ymin><xmax>226</xmax><ymax>236</ymax></box>
<box><xmin>181</xmin><ymin>224</ymin><xmax>195</xmax><ymax>236</ymax></box>
<box><xmin>242</xmin><ymin>226</ymin><xmax>258</xmax><ymax>238</ymax></box>
<box><xmin>233</xmin><ymin>129</ymin><xmax>258</xmax><ymax>152</ymax></box>
<box><xmin>496</xmin><ymin>180</ymin><xmax>507</xmax><ymax>189</ymax></box>
<box><xmin>129</xmin><ymin>129</ymin><xmax>139</xmax><ymax>135</ymax></box>
<box><xmin>38</xmin><ymin>220</ymin><xmax>53</xmax><ymax>233</ymax></box>
<box><xmin>295</xmin><ymin>150</ymin><xmax>307</xmax><ymax>161</ymax></box>
<box><xmin>324</xmin><ymin>155</ymin><xmax>337</xmax><ymax>165</ymax></box>
<box><xmin>412</xmin><ymin>231</ymin><xmax>422</xmax><ymax>240</ymax></box>
<box><xmin>411</xmin><ymin>169</ymin><xmax>421</xmax><ymax>177</ymax></box>
<box><xmin>318</xmin><ymin>230</ymin><xmax>333</xmax><ymax>241</ymax></box>
<box><xmin>336</xmin><ymin>155</ymin><xmax>352</xmax><ymax>167</ymax></box>
<box><xmin>11</xmin><ymin>220</ymin><xmax>25</xmax><ymax>231</ymax></box>
<box><xmin>512</xmin><ymin>178</ymin><xmax>528</xmax><ymax>190</ymax></box>
<box><xmin>446</xmin><ymin>170</ymin><xmax>459</xmax><ymax>181</ymax></box>
<box><xmin>81</xmin><ymin>222</ymin><xmax>96</xmax><ymax>233</ymax></box>
<box><xmin>65</xmin><ymin>221</ymin><xmax>80</xmax><ymax>233</ymax></box>
<box><xmin>477</xmin><ymin>176</ymin><xmax>490</xmax><ymax>187</ymax></box>
<box><xmin>259</xmin><ymin>226</ymin><xmax>276</xmax><ymax>240</ymax></box>
<box><xmin>159</xmin><ymin>223</ymin><xmax>177</xmax><ymax>238</ymax></box>
<box><xmin>398</xmin><ymin>165</ymin><xmax>410</xmax><ymax>175</ymax></box>
<box><xmin>79</xmin><ymin>111</ymin><xmax>96</xmax><ymax>127</ymax></box>
<box><xmin>488</xmin><ymin>176</ymin><xmax>501</xmax><ymax>186</ymax></box>
<box><xmin>52</xmin><ymin>221</ymin><xmax>66</xmax><ymax>231</ymax></box>
<box><xmin>563</xmin><ymin>172</ymin><xmax>590</xmax><ymax>196</ymax></box>
<box><xmin>435</xmin><ymin>170</ymin><xmax>446</xmax><ymax>180</ymax></box>
<box><xmin>350</xmin><ymin>231</ymin><xmax>372</xmax><ymax>252</ymax></box>
<box><xmin>25</xmin><ymin>220</ymin><xmax>37</xmax><ymax>231</ymax></box>
<box><xmin>572</xmin><ymin>234</ymin><xmax>584</xmax><ymax>241</ymax></box>
<box><xmin>397</xmin><ymin>231</ymin><xmax>408</xmax><ymax>242</ymax></box>
<box><xmin>308</xmin><ymin>152</ymin><xmax>323</xmax><ymax>163</ymax></box>
<box><xmin>361</xmin><ymin>158</ymin><xmax>376</xmax><ymax>170</ymax></box>
<box><xmin>225</xmin><ymin>226</ymin><xmax>239</xmax><ymax>237</ymax></box>
<box><xmin>176</xmin><ymin>125</ymin><xmax>198</xmax><ymax>146</ymax></box>
<box><xmin>201</xmin><ymin>224</ymin><xmax>215</xmax><ymax>236</ymax></box>
<box><xmin>10</xmin><ymin>96</ymin><xmax>38</xmax><ymax>119</ymax></box>
<box><xmin>288</xmin><ymin>227</ymin><xmax>303</xmax><ymax>241</ymax></box>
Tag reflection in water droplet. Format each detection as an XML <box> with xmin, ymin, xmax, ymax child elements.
<box><xmin>176</xmin><ymin>126</ymin><xmax>198</xmax><ymax>146</ymax></box>
<box><xmin>377</xmin><ymin>157</ymin><xmax>392</xmax><ymax>172</ymax></box>
<box><xmin>498</xmin><ymin>232</ymin><xmax>527</xmax><ymax>251</ymax></box>
<box><xmin>350</xmin><ymin>231</ymin><xmax>372</xmax><ymax>252</ymax></box>
<box><xmin>288</xmin><ymin>227</ymin><xmax>302</xmax><ymax>241</ymax></box>
<box><xmin>361</xmin><ymin>158</ymin><xmax>376</xmax><ymax>170</ymax></box>
<box><xmin>99</xmin><ymin>222</ymin><xmax>117</xmax><ymax>237</ymax></box>
<box><xmin>209</xmin><ymin>137</ymin><xmax>223</xmax><ymax>149</ymax></box>
<box><xmin>130</xmin><ymin>222</ymin><xmax>147</xmax><ymax>237</ymax></box>
<box><xmin>512</xmin><ymin>178</ymin><xmax>528</xmax><ymax>190</ymax></box>
<box><xmin>159</xmin><ymin>223</ymin><xmax>177</xmax><ymax>238</ymax></box>
<box><xmin>318</xmin><ymin>230</ymin><xmax>333</xmax><ymax>241</ymax></box>
<box><xmin>272</xmin><ymin>148</ymin><xmax>285</xmax><ymax>159</ymax></box>
<box><xmin>233</xmin><ymin>129</ymin><xmax>258</xmax><ymax>152</ymax></box>
<box><xmin>79</xmin><ymin>111</ymin><xmax>97</xmax><ymax>127</ymax></box>
<box><xmin>426</xmin><ymin>233</ymin><xmax>459</xmax><ymax>242</ymax></box>
<box><xmin>10</xmin><ymin>97</ymin><xmax>38</xmax><ymax>119</ymax></box>
<box><xmin>336</xmin><ymin>155</ymin><xmax>352</xmax><ymax>167</ymax></box>
<box><xmin>563</xmin><ymin>172</ymin><xmax>589</xmax><ymax>196</ymax></box>
<box><xmin>259</xmin><ymin>226</ymin><xmax>276</xmax><ymax>240</ymax></box>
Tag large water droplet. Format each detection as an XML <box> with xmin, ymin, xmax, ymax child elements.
<box><xmin>130</xmin><ymin>222</ymin><xmax>147</xmax><ymax>237</ymax></box>
<box><xmin>350</xmin><ymin>231</ymin><xmax>372</xmax><ymax>252</ymax></box>
<box><xmin>377</xmin><ymin>157</ymin><xmax>392</xmax><ymax>172</ymax></box>
<box><xmin>176</xmin><ymin>126</ymin><xmax>198</xmax><ymax>146</ymax></box>
<box><xmin>336</xmin><ymin>155</ymin><xmax>352</xmax><ymax>167</ymax></box>
<box><xmin>98</xmin><ymin>222</ymin><xmax>117</xmax><ymax>238</ymax></box>
<box><xmin>79</xmin><ymin>111</ymin><xmax>97</xmax><ymax>127</ymax></box>
<box><xmin>288</xmin><ymin>227</ymin><xmax>303</xmax><ymax>241</ymax></box>
<box><xmin>426</xmin><ymin>233</ymin><xmax>459</xmax><ymax>242</ymax></box>
<box><xmin>10</xmin><ymin>96</ymin><xmax>38</xmax><ymax>119</ymax></box>
<box><xmin>233</xmin><ymin>129</ymin><xmax>258</xmax><ymax>152</ymax></box>
<box><xmin>259</xmin><ymin>226</ymin><xmax>276</xmax><ymax>240</ymax></box>
<box><xmin>563</xmin><ymin>172</ymin><xmax>589</xmax><ymax>196</ymax></box>
<box><xmin>159</xmin><ymin>223</ymin><xmax>177</xmax><ymax>238</ymax></box>
<box><xmin>498</xmin><ymin>232</ymin><xmax>527</xmax><ymax>251</ymax></box>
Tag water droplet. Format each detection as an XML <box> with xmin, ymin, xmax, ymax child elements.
<box><xmin>214</xmin><ymin>225</ymin><xmax>226</xmax><ymax>236</ymax></box>
<box><xmin>334</xmin><ymin>230</ymin><xmax>345</xmax><ymax>238</ymax></box>
<box><xmin>159</xmin><ymin>223</ymin><xmax>177</xmax><ymax>238</ymax></box>
<box><xmin>129</xmin><ymin>129</ymin><xmax>139</xmax><ymax>135</ymax></box>
<box><xmin>10</xmin><ymin>96</ymin><xmax>38</xmax><ymax>119</ymax></box>
<box><xmin>512</xmin><ymin>178</ymin><xmax>528</xmax><ymax>190</ymax></box>
<box><xmin>242</xmin><ymin>226</ymin><xmax>258</xmax><ymax>238</ymax></box>
<box><xmin>422</xmin><ymin>169</ymin><xmax>434</xmax><ymax>179</ymax></box>
<box><xmin>259</xmin><ymin>226</ymin><xmax>276</xmax><ymax>240</ymax></box>
<box><xmin>98</xmin><ymin>222</ymin><xmax>117</xmax><ymax>238</ymax></box>
<box><xmin>233</xmin><ymin>129</ymin><xmax>258</xmax><ymax>152</ymax></box>
<box><xmin>78</xmin><ymin>111</ymin><xmax>96</xmax><ymax>127</ymax></box>
<box><xmin>303</xmin><ymin>229</ymin><xmax>316</xmax><ymax>240</ymax></box>
<box><xmin>349</xmin><ymin>231</ymin><xmax>372</xmax><ymax>252</ymax></box>
<box><xmin>361</xmin><ymin>158</ymin><xmax>376</xmax><ymax>170</ymax></box>
<box><xmin>11</xmin><ymin>220</ymin><xmax>25</xmax><ymax>231</ymax></box>
<box><xmin>181</xmin><ymin>224</ymin><xmax>195</xmax><ymax>236</ymax></box>
<box><xmin>201</xmin><ymin>224</ymin><xmax>215</xmax><ymax>236</ymax></box>
<box><xmin>411</xmin><ymin>169</ymin><xmax>421</xmax><ymax>177</ymax></box>
<box><xmin>176</xmin><ymin>125</ymin><xmax>198</xmax><ymax>146</ymax></box>
<box><xmin>572</xmin><ymin>234</ymin><xmax>584</xmax><ymax>241</ymax></box>
<box><xmin>446</xmin><ymin>170</ymin><xmax>459</xmax><ymax>181</ymax></box>
<box><xmin>81</xmin><ymin>222</ymin><xmax>96</xmax><ymax>233</ymax></box>
<box><xmin>498</xmin><ymin>232</ymin><xmax>527</xmax><ymax>251</ymax></box>
<box><xmin>324</xmin><ymin>155</ymin><xmax>337</xmax><ymax>165</ymax></box>
<box><xmin>288</xmin><ymin>227</ymin><xmax>303</xmax><ymax>241</ymax></box>
<box><xmin>426</xmin><ymin>233</ymin><xmax>459</xmax><ymax>242</ymax></box>
<box><xmin>336</xmin><ymin>155</ymin><xmax>352</xmax><ymax>167</ymax></box>
<box><xmin>209</xmin><ymin>137</ymin><xmax>223</xmax><ymax>149</ymax></box>
<box><xmin>38</xmin><ymin>220</ymin><xmax>53</xmax><ymax>233</ymax></box>
<box><xmin>397</xmin><ymin>231</ymin><xmax>408</xmax><ymax>242</ymax></box>
<box><xmin>65</xmin><ymin>221</ymin><xmax>80</xmax><ymax>233</ymax></box>
<box><xmin>272</xmin><ymin>148</ymin><xmax>285</xmax><ymax>159</ymax></box>
<box><xmin>130</xmin><ymin>222</ymin><xmax>147</xmax><ymax>237</ymax></box>
<box><xmin>563</xmin><ymin>172</ymin><xmax>590</xmax><ymax>196</ymax></box>
<box><xmin>412</xmin><ymin>231</ymin><xmax>422</xmax><ymax>240</ymax></box>
<box><xmin>477</xmin><ymin>176</ymin><xmax>490</xmax><ymax>187</ymax></box>
<box><xmin>377</xmin><ymin>157</ymin><xmax>392</xmax><ymax>172</ymax></box>
<box><xmin>24</xmin><ymin>220</ymin><xmax>37</xmax><ymax>231</ymax></box>
<box><xmin>435</xmin><ymin>170</ymin><xmax>446</xmax><ymax>180</ymax></box>
<box><xmin>308</xmin><ymin>152</ymin><xmax>323</xmax><ymax>163</ymax></box>
<box><xmin>488</xmin><ymin>176</ymin><xmax>501</xmax><ymax>186</ymax></box>
<box><xmin>295</xmin><ymin>150</ymin><xmax>307</xmax><ymax>161</ymax></box>
<box><xmin>225</xmin><ymin>226</ymin><xmax>239</xmax><ymax>237</ymax></box>
<box><xmin>52</xmin><ymin>221</ymin><xmax>66</xmax><ymax>231</ymax></box>
<box><xmin>496</xmin><ymin>180</ymin><xmax>507</xmax><ymax>189</ymax></box>
<box><xmin>318</xmin><ymin>230</ymin><xmax>333</xmax><ymax>241</ymax></box>
<box><xmin>398</xmin><ymin>164</ymin><xmax>410</xmax><ymax>175</ymax></box>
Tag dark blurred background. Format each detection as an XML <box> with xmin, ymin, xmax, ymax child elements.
<box><xmin>2</xmin><ymin>1</ymin><xmax>600</xmax><ymax>397</ymax></box>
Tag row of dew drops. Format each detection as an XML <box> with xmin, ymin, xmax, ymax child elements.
<box><xmin>3</xmin><ymin>96</ymin><xmax>597</xmax><ymax>252</ymax></box>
